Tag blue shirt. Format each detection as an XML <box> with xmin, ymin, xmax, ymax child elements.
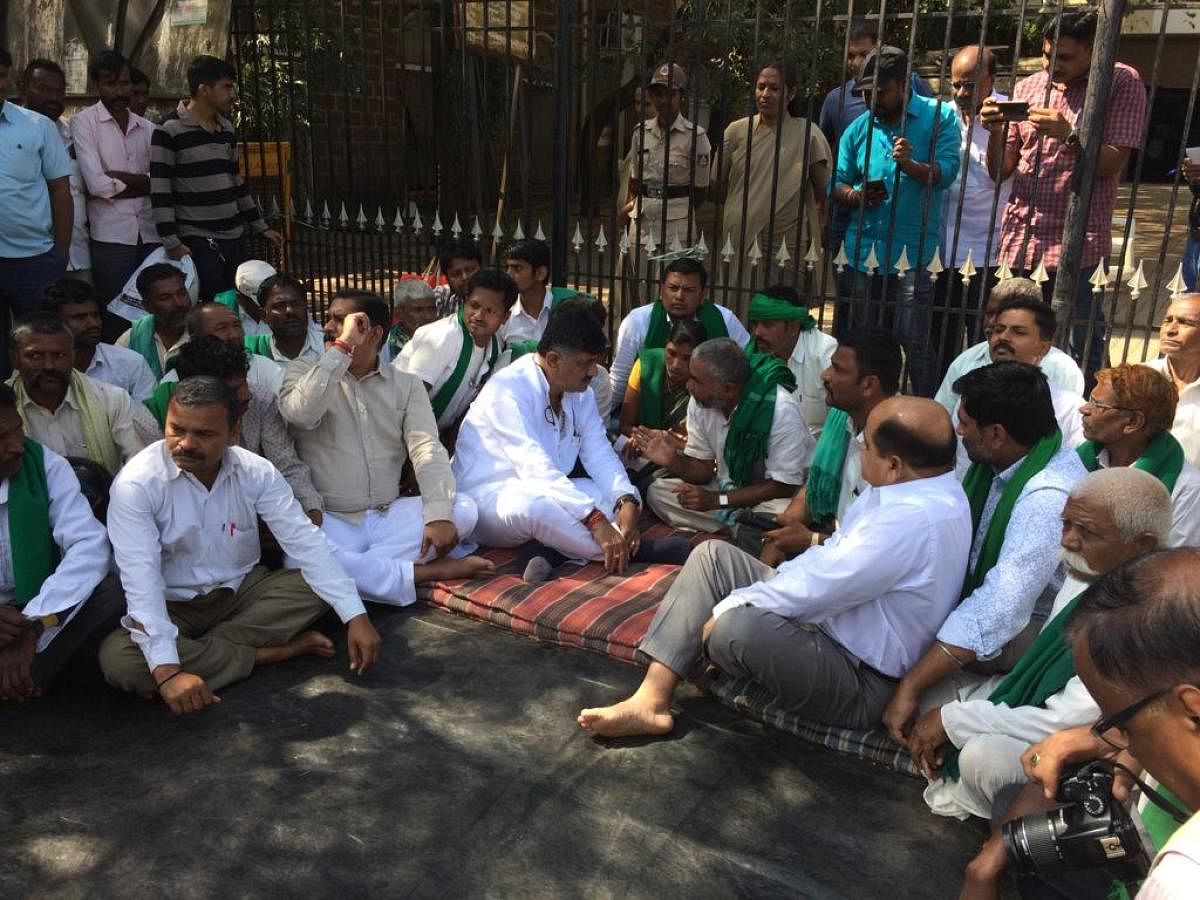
<box><xmin>0</xmin><ymin>102</ymin><xmax>72</xmax><ymax>258</ymax></box>
<box><xmin>835</xmin><ymin>92</ymin><xmax>961</xmax><ymax>274</ymax></box>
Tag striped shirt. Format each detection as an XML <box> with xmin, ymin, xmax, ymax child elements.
<box><xmin>150</xmin><ymin>100</ymin><xmax>267</xmax><ymax>249</ymax></box>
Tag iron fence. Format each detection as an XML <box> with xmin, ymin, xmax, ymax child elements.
<box><xmin>230</xmin><ymin>0</ymin><xmax>1200</xmax><ymax>389</ymax></box>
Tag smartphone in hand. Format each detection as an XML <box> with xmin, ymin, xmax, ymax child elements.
<box><xmin>995</xmin><ymin>100</ymin><xmax>1030</xmax><ymax>122</ymax></box>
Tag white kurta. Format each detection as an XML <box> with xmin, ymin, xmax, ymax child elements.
<box><xmin>395</xmin><ymin>314</ymin><xmax>492</xmax><ymax>430</ymax></box>
<box><xmin>785</xmin><ymin>328</ymin><xmax>838</xmax><ymax>435</ymax></box>
<box><xmin>935</xmin><ymin>342</ymin><xmax>1085</xmax><ymax>416</ymax></box>
<box><xmin>683</xmin><ymin>388</ymin><xmax>814</xmax><ymax>489</ymax></box>
<box><xmin>1093</xmin><ymin>447</ymin><xmax>1200</xmax><ymax>548</ymax></box>
<box><xmin>1145</xmin><ymin>357</ymin><xmax>1200</xmax><ymax>468</ymax></box>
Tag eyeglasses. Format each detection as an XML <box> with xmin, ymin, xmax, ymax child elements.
<box><xmin>1090</xmin><ymin>687</ymin><xmax>1171</xmax><ymax>751</ymax></box>
<box><xmin>1084</xmin><ymin>394</ymin><xmax>1137</xmax><ymax>414</ymax></box>
<box><xmin>950</xmin><ymin>80</ymin><xmax>977</xmax><ymax>91</ymax></box>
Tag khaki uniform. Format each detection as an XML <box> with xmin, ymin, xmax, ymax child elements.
<box><xmin>626</xmin><ymin>114</ymin><xmax>711</xmax><ymax>252</ymax></box>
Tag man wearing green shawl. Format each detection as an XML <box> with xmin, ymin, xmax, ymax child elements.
<box><xmin>382</xmin><ymin>278</ymin><xmax>439</xmax><ymax>363</ymax></box>
<box><xmin>904</xmin><ymin>468</ymin><xmax>1169</xmax><ymax>822</ymax></box>
<box><xmin>884</xmin><ymin>362</ymin><xmax>1086</xmax><ymax>746</ymax></box>
<box><xmin>114</xmin><ymin>263</ymin><xmax>191</xmax><ymax>379</ymax></box>
<box><xmin>0</xmin><ymin>385</ymin><xmax>122</xmax><ymax>700</ymax></box>
<box><xmin>244</xmin><ymin>273</ymin><xmax>327</xmax><ymax>371</ymax></box>
<box><xmin>642</xmin><ymin>337</ymin><xmax>812</xmax><ymax>532</ymax></box>
<box><xmin>1079</xmin><ymin>364</ymin><xmax>1200</xmax><ymax>547</ymax></box>
<box><xmin>609</xmin><ymin>258</ymin><xmax>749</xmax><ymax>411</ymax></box>
<box><xmin>960</xmin><ymin>545</ymin><xmax>1200</xmax><ymax>899</ymax></box>
<box><xmin>748</xmin><ymin>284</ymin><xmax>838</xmax><ymax>434</ymax></box>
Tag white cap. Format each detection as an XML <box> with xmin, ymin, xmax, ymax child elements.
<box><xmin>235</xmin><ymin>259</ymin><xmax>277</xmax><ymax>300</ymax></box>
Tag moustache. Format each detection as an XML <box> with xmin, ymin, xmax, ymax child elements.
<box><xmin>992</xmin><ymin>341</ymin><xmax>1014</xmax><ymax>355</ymax></box>
<box><xmin>172</xmin><ymin>450</ymin><xmax>205</xmax><ymax>463</ymax></box>
<box><xmin>1061</xmin><ymin>548</ymin><xmax>1100</xmax><ymax>579</ymax></box>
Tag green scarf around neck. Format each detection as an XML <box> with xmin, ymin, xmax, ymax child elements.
<box><xmin>961</xmin><ymin>430</ymin><xmax>1063</xmax><ymax>599</ymax></box>
<box><xmin>636</xmin><ymin>348</ymin><xmax>669</xmax><ymax>428</ymax></box>
<box><xmin>129</xmin><ymin>314</ymin><xmax>165</xmax><ymax>380</ymax></box>
<box><xmin>1078</xmin><ymin>431</ymin><xmax>1184</xmax><ymax>494</ymax></box>
<box><xmin>942</xmin><ymin>586</ymin><xmax>1087</xmax><ymax>781</ymax></box>
<box><xmin>723</xmin><ymin>350</ymin><xmax>797</xmax><ymax>488</ymax></box>
<box><xmin>244</xmin><ymin>333</ymin><xmax>275</xmax><ymax>361</ymax></box>
<box><xmin>430</xmin><ymin>308</ymin><xmax>499</xmax><ymax>422</ymax></box>
<box><xmin>747</xmin><ymin>293</ymin><xmax>818</xmax><ymax>330</ymax></box>
<box><xmin>644</xmin><ymin>299</ymin><xmax>729</xmax><ymax>350</ymax></box>
<box><xmin>8</xmin><ymin>439</ymin><xmax>58</xmax><ymax>607</ymax></box>
<box><xmin>806</xmin><ymin>408</ymin><xmax>853</xmax><ymax>529</ymax></box>
<box><xmin>144</xmin><ymin>381</ymin><xmax>178</xmax><ymax>429</ymax></box>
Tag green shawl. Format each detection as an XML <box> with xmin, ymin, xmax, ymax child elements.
<box><xmin>144</xmin><ymin>381</ymin><xmax>178</xmax><ymax>429</ymax></box>
<box><xmin>961</xmin><ymin>430</ymin><xmax>1062</xmax><ymax>599</ymax></box>
<box><xmin>128</xmin><ymin>314</ymin><xmax>164</xmax><ymax>380</ymax></box>
<box><xmin>724</xmin><ymin>349</ymin><xmax>798</xmax><ymax>488</ymax></box>
<box><xmin>8</xmin><ymin>439</ymin><xmax>57</xmax><ymax>607</ymax></box>
<box><xmin>636</xmin><ymin>348</ymin><xmax>669</xmax><ymax>429</ymax></box>
<box><xmin>430</xmin><ymin>308</ymin><xmax>500</xmax><ymax>422</ymax></box>
<box><xmin>1078</xmin><ymin>431</ymin><xmax>1184</xmax><ymax>494</ymax></box>
<box><xmin>644</xmin><ymin>299</ymin><xmax>729</xmax><ymax>350</ymax></box>
<box><xmin>505</xmin><ymin>288</ymin><xmax>591</xmax><ymax>363</ymax></box>
<box><xmin>244</xmin><ymin>333</ymin><xmax>275</xmax><ymax>361</ymax></box>
<box><xmin>507</xmin><ymin>340</ymin><xmax>539</xmax><ymax>362</ymax></box>
<box><xmin>806</xmin><ymin>408</ymin><xmax>853</xmax><ymax>529</ymax></box>
<box><xmin>214</xmin><ymin>288</ymin><xmax>239</xmax><ymax>314</ymax></box>
<box><xmin>747</xmin><ymin>292</ymin><xmax>818</xmax><ymax>330</ymax></box>
<box><xmin>942</xmin><ymin>587</ymin><xmax>1086</xmax><ymax>780</ymax></box>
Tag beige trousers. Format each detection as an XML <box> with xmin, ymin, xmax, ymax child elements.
<box><xmin>646</xmin><ymin>477</ymin><xmax>792</xmax><ymax>533</ymax></box>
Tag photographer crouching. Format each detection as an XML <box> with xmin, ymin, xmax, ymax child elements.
<box><xmin>961</xmin><ymin>547</ymin><xmax>1200</xmax><ymax>898</ymax></box>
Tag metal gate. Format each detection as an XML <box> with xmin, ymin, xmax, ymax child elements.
<box><xmin>229</xmin><ymin>0</ymin><xmax>1200</xmax><ymax>386</ymax></box>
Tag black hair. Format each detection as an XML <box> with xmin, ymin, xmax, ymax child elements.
<box><xmin>184</xmin><ymin>301</ymin><xmax>232</xmax><ymax>338</ymax></box>
<box><xmin>995</xmin><ymin>295</ymin><xmax>1058</xmax><ymax>341</ymax></box>
<box><xmin>1066</xmin><ymin>548</ymin><xmax>1200</xmax><ymax>693</ymax></box>
<box><xmin>174</xmin><ymin>335</ymin><xmax>251</xmax><ymax>381</ymax></box>
<box><xmin>537</xmin><ymin>305</ymin><xmax>607</xmax><ymax>358</ymax></box>
<box><xmin>258</xmin><ymin>272</ymin><xmax>308</xmax><ymax>307</ymax></box>
<box><xmin>872</xmin><ymin>414</ymin><xmax>957</xmax><ymax>470</ymax></box>
<box><xmin>187</xmin><ymin>55</ymin><xmax>237</xmax><ymax>96</ymax></box>
<box><xmin>953</xmin><ymin>361</ymin><xmax>1057</xmax><ymax>447</ymax></box>
<box><xmin>129</xmin><ymin>66</ymin><xmax>150</xmax><ymax>87</ymax></box>
<box><xmin>171</xmin><ymin>375</ymin><xmax>240</xmax><ymax>426</ymax></box>
<box><xmin>758</xmin><ymin>284</ymin><xmax>802</xmax><ymax>307</ymax></box>
<box><xmin>88</xmin><ymin>49</ymin><xmax>128</xmax><ymax>82</ymax></box>
<box><xmin>662</xmin><ymin>257</ymin><xmax>708</xmax><ymax>290</ymax></box>
<box><xmin>505</xmin><ymin>239</ymin><xmax>552</xmax><ymax>282</ymax></box>
<box><xmin>22</xmin><ymin>58</ymin><xmax>64</xmax><ymax>83</ymax></box>
<box><xmin>1043</xmin><ymin>8</ymin><xmax>1097</xmax><ymax>45</ymax></box>
<box><xmin>466</xmin><ymin>268</ymin><xmax>518</xmax><ymax>308</ymax></box>
<box><xmin>849</xmin><ymin>18</ymin><xmax>880</xmax><ymax>43</ymax></box>
<box><xmin>552</xmin><ymin>294</ymin><xmax>607</xmax><ymax>328</ymax></box>
<box><xmin>438</xmin><ymin>237</ymin><xmax>483</xmax><ymax>273</ymax></box>
<box><xmin>667</xmin><ymin>319</ymin><xmax>708</xmax><ymax>348</ymax></box>
<box><xmin>332</xmin><ymin>289</ymin><xmax>390</xmax><ymax>329</ymax></box>
<box><xmin>43</xmin><ymin>277</ymin><xmax>100</xmax><ymax>314</ymax></box>
<box><xmin>11</xmin><ymin>311</ymin><xmax>72</xmax><ymax>351</ymax></box>
<box><xmin>136</xmin><ymin>263</ymin><xmax>186</xmax><ymax>300</ymax></box>
<box><xmin>838</xmin><ymin>329</ymin><xmax>903</xmax><ymax>397</ymax></box>
<box><xmin>754</xmin><ymin>59</ymin><xmax>802</xmax><ymax>117</ymax></box>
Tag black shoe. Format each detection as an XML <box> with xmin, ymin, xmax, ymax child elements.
<box><xmin>633</xmin><ymin>537</ymin><xmax>693</xmax><ymax>566</ymax></box>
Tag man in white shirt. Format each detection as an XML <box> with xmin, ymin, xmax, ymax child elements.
<box><xmin>908</xmin><ymin>467</ymin><xmax>1170</xmax><ymax>821</ymax></box>
<box><xmin>642</xmin><ymin>337</ymin><xmax>813</xmax><ymax>532</ymax></box>
<box><xmin>1144</xmin><ymin>294</ymin><xmax>1200</xmax><ymax>466</ymax></box>
<box><xmin>281</xmin><ymin>292</ymin><xmax>488</xmax><ymax>607</ymax></box>
<box><xmin>933</xmin><ymin>46</ymin><xmax>1013</xmax><ymax>377</ymax></box>
<box><xmin>758</xmin><ymin>330</ymin><xmax>902</xmax><ymax>564</ymax></box>
<box><xmin>747</xmin><ymin>284</ymin><xmax>838</xmax><ymax>434</ymax></box>
<box><xmin>245</xmin><ymin>272</ymin><xmax>326</xmax><ymax>371</ymax></box>
<box><xmin>0</xmin><ymin>385</ymin><xmax>122</xmax><ymax>700</ymax></box>
<box><xmin>43</xmin><ymin>277</ymin><xmax>156</xmax><ymax>402</ymax></box>
<box><xmin>158</xmin><ymin>301</ymin><xmax>282</xmax><ymax>396</ymax></box>
<box><xmin>396</xmin><ymin>268</ymin><xmax>512</xmax><ymax>435</ymax></box>
<box><xmin>98</xmin><ymin>377</ymin><xmax>382</xmax><ymax>714</ymax></box>
<box><xmin>610</xmin><ymin>258</ymin><xmax>750</xmax><ymax>408</ymax></box>
<box><xmin>935</xmin><ymin>278</ymin><xmax>1085</xmax><ymax>414</ymax></box>
<box><xmin>8</xmin><ymin>313</ymin><xmax>152</xmax><ymax>474</ymax></box>
<box><xmin>1079</xmin><ymin>364</ymin><xmax>1200</xmax><ymax>547</ymax></box>
<box><xmin>578</xmin><ymin>396</ymin><xmax>970</xmax><ymax>737</ymax></box>
<box><xmin>453</xmin><ymin>304</ymin><xmax>648</xmax><ymax>582</ymax></box>
<box><xmin>498</xmin><ymin>239</ymin><xmax>554</xmax><ymax>346</ymax></box>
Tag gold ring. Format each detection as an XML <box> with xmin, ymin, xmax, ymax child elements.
<box><xmin>1029</xmin><ymin>753</ymin><xmax>1040</xmax><ymax>768</ymax></box>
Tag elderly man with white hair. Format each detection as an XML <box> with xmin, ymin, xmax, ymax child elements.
<box><xmin>384</xmin><ymin>278</ymin><xmax>438</xmax><ymax>362</ymax></box>
<box><xmin>902</xmin><ymin>466</ymin><xmax>1172</xmax><ymax>822</ymax></box>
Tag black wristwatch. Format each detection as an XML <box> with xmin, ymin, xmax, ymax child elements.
<box><xmin>1064</xmin><ymin>129</ymin><xmax>1083</xmax><ymax>153</ymax></box>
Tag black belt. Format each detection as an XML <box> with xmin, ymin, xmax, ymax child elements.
<box><xmin>636</xmin><ymin>184</ymin><xmax>692</xmax><ymax>200</ymax></box>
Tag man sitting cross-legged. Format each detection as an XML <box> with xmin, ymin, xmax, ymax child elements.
<box><xmin>280</xmin><ymin>292</ymin><xmax>488</xmax><ymax>606</ymax></box>
<box><xmin>8</xmin><ymin>312</ymin><xmax>154</xmax><ymax>475</ymax></box>
<box><xmin>99</xmin><ymin>377</ymin><xmax>382</xmax><ymax>714</ymax></box>
<box><xmin>1079</xmin><ymin>363</ymin><xmax>1200</xmax><ymax>547</ymax></box>
<box><xmin>0</xmin><ymin>384</ymin><xmax>124</xmax><ymax>701</ymax></box>
<box><xmin>395</xmin><ymin>268</ymin><xmax>511</xmax><ymax>438</ymax></box>
<box><xmin>453</xmin><ymin>304</ymin><xmax>664</xmax><ymax>582</ymax></box>
<box><xmin>579</xmin><ymin>396</ymin><xmax>972</xmax><ymax>737</ymax></box>
<box><xmin>759</xmin><ymin>329</ymin><xmax>902</xmax><ymax>565</ymax></box>
<box><xmin>643</xmin><ymin>337</ymin><xmax>814</xmax><ymax>533</ymax></box>
<box><xmin>907</xmin><ymin>466</ymin><xmax>1170</xmax><ymax>822</ymax></box>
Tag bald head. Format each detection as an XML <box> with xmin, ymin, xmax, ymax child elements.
<box><xmin>865</xmin><ymin>397</ymin><xmax>957</xmax><ymax>481</ymax></box>
<box><xmin>950</xmin><ymin>45</ymin><xmax>996</xmax><ymax>114</ymax></box>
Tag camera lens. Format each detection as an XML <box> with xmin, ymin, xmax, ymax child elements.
<box><xmin>1003</xmin><ymin>811</ymin><xmax>1067</xmax><ymax>873</ymax></box>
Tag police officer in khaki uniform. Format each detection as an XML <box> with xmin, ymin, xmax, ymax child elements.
<box><xmin>621</xmin><ymin>63</ymin><xmax>711</xmax><ymax>294</ymax></box>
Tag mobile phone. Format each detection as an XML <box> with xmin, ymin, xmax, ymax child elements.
<box><xmin>865</xmin><ymin>179</ymin><xmax>887</xmax><ymax>196</ymax></box>
<box><xmin>995</xmin><ymin>100</ymin><xmax>1030</xmax><ymax>121</ymax></box>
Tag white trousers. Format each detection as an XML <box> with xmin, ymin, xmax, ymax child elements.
<box><xmin>923</xmin><ymin>733</ymin><xmax>1030</xmax><ymax>821</ymax></box>
<box><xmin>466</xmin><ymin>477</ymin><xmax>610</xmax><ymax>561</ymax></box>
<box><xmin>322</xmin><ymin>496</ymin><xmax>478</xmax><ymax>607</ymax></box>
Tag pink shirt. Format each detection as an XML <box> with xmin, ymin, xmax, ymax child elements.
<box><xmin>69</xmin><ymin>101</ymin><xmax>158</xmax><ymax>245</ymax></box>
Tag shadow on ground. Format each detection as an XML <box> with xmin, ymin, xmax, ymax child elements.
<box><xmin>0</xmin><ymin>607</ymin><xmax>990</xmax><ymax>898</ymax></box>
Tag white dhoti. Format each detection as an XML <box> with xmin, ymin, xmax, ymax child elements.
<box><xmin>646</xmin><ymin>477</ymin><xmax>791</xmax><ymax>533</ymax></box>
<box><xmin>466</xmin><ymin>477</ymin><xmax>613</xmax><ymax>561</ymax></box>
<box><xmin>322</xmin><ymin>495</ymin><xmax>479</xmax><ymax>607</ymax></box>
<box><xmin>923</xmin><ymin>733</ymin><xmax>1030</xmax><ymax>821</ymax></box>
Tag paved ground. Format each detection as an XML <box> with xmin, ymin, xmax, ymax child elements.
<box><xmin>1</xmin><ymin>605</ymin><xmax>990</xmax><ymax>898</ymax></box>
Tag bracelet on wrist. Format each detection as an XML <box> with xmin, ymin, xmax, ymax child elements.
<box><xmin>331</xmin><ymin>339</ymin><xmax>353</xmax><ymax>355</ymax></box>
<box><xmin>156</xmin><ymin>669</ymin><xmax>183</xmax><ymax>690</ymax></box>
<box><xmin>583</xmin><ymin>509</ymin><xmax>607</xmax><ymax>530</ymax></box>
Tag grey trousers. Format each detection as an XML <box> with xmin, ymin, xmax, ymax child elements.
<box><xmin>638</xmin><ymin>540</ymin><xmax>897</xmax><ymax>730</ymax></box>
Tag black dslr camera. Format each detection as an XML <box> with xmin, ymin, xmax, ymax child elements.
<box><xmin>1003</xmin><ymin>761</ymin><xmax>1151</xmax><ymax>887</ymax></box>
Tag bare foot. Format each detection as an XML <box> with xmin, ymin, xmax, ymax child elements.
<box><xmin>415</xmin><ymin>554</ymin><xmax>495</xmax><ymax>584</ymax></box>
<box><xmin>577</xmin><ymin>697</ymin><xmax>674</xmax><ymax>738</ymax></box>
<box><xmin>254</xmin><ymin>630</ymin><xmax>335</xmax><ymax>667</ymax></box>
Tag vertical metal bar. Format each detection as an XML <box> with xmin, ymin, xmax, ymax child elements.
<box><xmin>551</xmin><ymin>2</ymin><xmax>574</xmax><ymax>284</ymax></box>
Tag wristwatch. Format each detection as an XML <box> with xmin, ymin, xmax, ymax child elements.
<box><xmin>718</xmin><ymin>493</ymin><xmax>730</xmax><ymax>508</ymax></box>
<box><xmin>1064</xmin><ymin>129</ymin><xmax>1083</xmax><ymax>153</ymax></box>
